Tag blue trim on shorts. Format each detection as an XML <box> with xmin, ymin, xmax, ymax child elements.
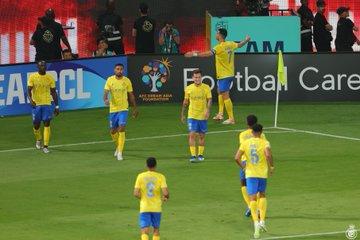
<box><xmin>217</xmin><ymin>77</ymin><xmax>234</xmax><ymax>92</ymax></box>
<box><xmin>32</xmin><ymin>105</ymin><xmax>53</xmax><ymax>123</ymax></box>
<box><xmin>109</xmin><ymin>110</ymin><xmax>129</xmax><ymax>129</ymax></box>
<box><xmin>187</xmin><ymin>118</ymin><xmax>208</xmax><ymax>133</ymax></box>
<box><xmin>139</xmin><ymin>212</ymin><xmax>162</xmax><ymax>228</ymax></box>
<box><xmin>246</xmin><ymin>177</ymin><xmax>267</xmax><ymax>195</ymax></box>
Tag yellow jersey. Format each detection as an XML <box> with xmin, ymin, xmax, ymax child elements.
<box><xmin>184</xmin><ymin>83</ymin><xmax>212</xmax><ymax>120</ymax></box>
<box><xmin>134</xmin><ymin>171</ymin><xmax>167</xmax><ymax>213</ymax></box>
<box><xmin>239</xmin><ymin>138</ymin><xmax>271</xmax><ymax>179</ymax></box>
<box><xmin>212</xmin><ymin>41</ymin><xmax>238</xmax><ymax>79</ymax></box>
<box><xmin>27</xmin><ymin>73</ymin><xmax>55</xmax><ymax>106</ymax></box>
<box><xmin>104</xmin><ymin>76</ymin><xmax>133</xmax><ymax>113</ymax></box>
<box><xmin>239</xmin><ymin>129</ymin><xmax>267</xmax><ymax>161</ymax></box>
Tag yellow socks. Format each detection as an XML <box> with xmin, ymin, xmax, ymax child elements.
<box><xmin>218</xmin><ymin>95</ymin><xmax>224</xmax><ymax>114</ymax></box>
<box><xmin>153</xmin><ymin>236</ymin><xmax>160</xmax><ymax>240</ymax></box>
<box><xmin>198</xmin><ymin>146</ymin><xmax>204</xmax><ymax>155</ymax></box>
<box><xmin>250</xmin><ymin>200</ymin><xmax>258</xmax><ymax>222</ymax></box>
<box><xmin>190</xmin><ymin>146</ymin><xmax>196</xmax><ymax>156</ymax></box>
<box><xmin>117</xmin><ymin>132</ymin><xmax>125</xmax><ymax>152</ymax></box>
<box><xmin>33</xmin><ymin>128</ymin><xmax>42</xmax><ymax>141</ymax></box>
<box><xmin>259</xmin><ymin>197</ymin><xmax>267</xmax><ymax>221</ymax></box>
<box><xmin>241</xmin><ymin>186</ymin><xmax>250</xmax><ymax>207</ymax></box>
<box><xmin>224</xmin><ymin>99</ymin><xmax>234</xmax><ymax>120</ymax></box>
<box><xmin>141</xmin><ymin>234</ymin><xmax>149</xmax><ymax>240</ymax></box>
<box><xmin>111</xmin><ymin>132</ymin><xmax>119</xmax><ymax>147</ymax></box>
<box><xmin>43</xmin><ymin>127</ymin><xmax>51</xmax><ymax>146</ymax></box>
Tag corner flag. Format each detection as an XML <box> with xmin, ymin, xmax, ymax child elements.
<box><xmin>277</xmin><ymin>51</ymin><xmax>287</xmax><ymax>86</ymax></box>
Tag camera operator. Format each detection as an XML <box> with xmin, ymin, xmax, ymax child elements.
<box><xmin>158</xmin><ymin>21</ymin><xmax>180</xmax><ymax>54</ymax></box>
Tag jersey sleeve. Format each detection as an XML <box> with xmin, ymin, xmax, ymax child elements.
<box><xmin>134</xmin><ymin>175</ymin><xmax>141</xmax><ymax>188</ymax></box>
<box><xmin>49</xmin><ymin>76</ymin><xmax>56</xmax><ymax>88</ymax></box>
<box><xmin>104</xmin><ymin>79</ymin><xmax>110</xmax><ymax>90</ymax></box>
<box><xmin>127</xmin><ymin>79</ymin><xmax>133</xmax><ymax>93</ymax></box>
<box><xmin>212</xmin><ymin>44</ymin><xmax>223</xmax><ymax>55</ymax></box>
<box><xmin>206</xmin><ymin>85</ymin><xmax>212</xmax><ymax>99</ymax></box>
<box><xmin>160</xmin><ymin>175</ymin><xmax>167</xmax><ymax>188</ymax></box>
<box><xmin>239</xmin><ymin>142</ymin><xmax>246</xmax><ymax>152</ymax></box>
<box><xmin>231</xmin><ymin>41</ymin><xmax>239</xmax><ymax>50</ymax></box>
<box><xmin>27</xmin><ymin>75</ymin><xmax>34</xmax><ymax>87</ymax></box>
<box><xmin>265</xmin><ymin>140</ymin><xmax>271</xmax><ymax>149</ymax></box>
<box><xmin>260</xmin><ymin>133</ymin><xmax>267</xmax><ymax>141</ymax></box>
<box><xmin>184</xmin><ymin>86</ymin><xmax>190</xmax><ymax>99</ymax></box>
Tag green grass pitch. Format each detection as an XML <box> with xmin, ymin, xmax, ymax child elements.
<box><xmin>0</xmin><ymin>103</ymin><xmax>359</xmax><ymax>240</ymax></box>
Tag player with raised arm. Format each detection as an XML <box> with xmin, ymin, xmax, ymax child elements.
<box><xmin>185</xmin><ymin>28</ymin><xmax>250</xmax><ymax>124</ymax></box>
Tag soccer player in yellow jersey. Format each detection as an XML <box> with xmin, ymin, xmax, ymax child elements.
<box><xmin>235</xmin><ymin>124</ymin><xmax>274</xmax><ymax>239</ymax></box>
<box><xmin>134</xmin><ymin>157</ymin><xmax>169</xmax><ymax>240</ymax></box>
<box><xmin>104</xmin><ymin>63</ymin><xmax>138</xmax><ymax>161</ymax></box>
<box><xmin>181</xmin><ymin>69</ymin><xmax>212</xmax><ymax>162</ymax></box>
<box><xmin>238</xmin><ymin>115</ymin><xmax>267</xmax><ymax>217</ymax></box>
<box><xmin>27</xmin><ymin>61</ymin><xmax>59</xmax><ymax>154</ymax></box>
<box><xmin>185</xmin><ymin>28</ymin><xmax>250</xmax><ymax>124</ymax></box>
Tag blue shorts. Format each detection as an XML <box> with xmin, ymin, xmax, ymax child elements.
<box><xmin>246</xmin><ymin>178</ymin><xmax>267</xmax><ymax>195</ymax></box>
<box><xmin>187</xmin><ymin>118</ymin><xmax>207</xmax><ymax>133</ymax></box>
<box><xmin>139</xmin><ymin>212</ymin><xmax>162</xmax><ymax>229</ymax></box>
<box><xmin>217</xmin><ymin>77</ymin><xmax>234</xmax><ymax>92</ymax></box>
<box><xmin>239</xmin><ymin>161</ymin><xmax>246</xmax><ymax>181</ymax></box>
<box><xmin>32</xmin><ymin>105</ymin><xmax>53</xmax><ymax>123</ymax></box>
<box><xmin>109</xmin><ymin>111</ymin><xmax>128</xmax><ymax>129</ymax></box>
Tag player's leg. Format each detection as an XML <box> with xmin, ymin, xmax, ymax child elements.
<box><xmin>109</xmin><ymin>112</ymin><xmax>119</xmax><ymax>156</ymax></box>
<box><xmin>213</xmin><ymin>88</ymin><xmax>224</xmax><ymax>121</ymax></box>
<box><xmin>197</xmin><ymin>120</ymin><xmax>207</xmax><ymax>161</ymax></box>
<box><xmin>139</xmin><ymin>213</ymin><xmax>151</xmax><ymax>240</ymax></box>
<box><xmin>247</xmin><ymin>177</ymin><xmax>261</xmax><ymax>239</ymax></box>
<box><xmin>258</xmin><ymin>179</ymin><xmax>268</xmax><ymax>232</ymax></box>
<box><xmin>240</xmin><ymin>168</ymin><xmax>251</xmax><ymax>217</ymax></box>
<box><xmin>151</xmin><ymin>213</ymin><xmax>161</xmax><ymax>240</ymax></box>
<box><xmin>219</xmin><ymin>78</ymin><xmax>235</xmax><ymax>124</ymax></box>
<box><xmin>42</xmin><ymin>105</ymin><xmax>53</xmax><ymax>154</ymax></box>
<box><xmin>116</xmin><ymin>111</ymin><xmax>129</xmax><ymax>161</ymax></box>
<box><xmin>187</xmin><ymin>118</ymin><xmax>197</xmax><ymax>162</ymax></box>
<box><xmin>32</xmin><ymin>106</ymin><xmax>42</xmax><ymax>149</ymax></box>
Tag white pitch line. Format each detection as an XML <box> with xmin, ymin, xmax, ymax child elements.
<box><xmin>275</xmin><ymin>127</ymin><xmax>360</xmax><ymax>141</ymax></box>
<box><xmin>257</xmin><ymin>229</ymin><xmax>354</xmax><ymax>240</ymax></box>
<box><xmin>0</xmin><ymin>128</ymin><xmax>291</xmax><ymax>154</ymax></box>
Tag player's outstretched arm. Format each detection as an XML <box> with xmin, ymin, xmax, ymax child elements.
<box><xmin>181</xmin><ymin>99</ymin><xmax>189</xmax><ymax>123</ymax></box>
<box><xmin>50</xmin><ymin>88</ymin><xmax>60</xmax><ymax>116</ymax></box>
<box><xmin>128</xmin><ymin>92</ymin><xmax>139</xmax><ymax>118</ymax></box>
<box><xmin>184</xmin><ymin>50</ymin><xmax>213</xmax><ymax>58</ymax></box>
<box><xmin>236</xmin><ymin>35</ymin><xmax>251</xmax><ymax>49</ymax></box>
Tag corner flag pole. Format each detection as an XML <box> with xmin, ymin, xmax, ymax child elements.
<box><xmin>274</xmin><ymin>50</ymin><xmax>287</xmax><ymax>128</ymax></box>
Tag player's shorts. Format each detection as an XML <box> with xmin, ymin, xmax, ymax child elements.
<box><xmin>187</xmin><ymin>118</ymin><xmax>207</xmax><ymax>133</ymax></box>
<box><xmin>32</xmin><ymin>105</ymin><xmax>53</xmax><ymax>123</ymax></box>
<box><xmin>217</xmin><ymin>76</ymin><xmax>234</xmax><ymax>92</ymax></box>
<box><xmin>109</xmin><ymin>110</ymin><xmax>128</xmax><ymax>129</ymax></box>
<box><xmin>246</xmin><ymin>177</ymin><xmax>267</xmax><ymax>195</ymax></box>
<box><xmin>139</xmin><ymin>212</ymin><xmax>162</xmax><ymax>229</ymax></box>
<box><xmin>239</xmin><ymin>161</ymin><xmax>246</xmax><ymax>181</ymax></box>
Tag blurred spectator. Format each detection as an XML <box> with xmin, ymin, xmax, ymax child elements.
<box><xmin>132</xmin><ymin>3</ymin><xmax>156</xmax><ymax>54</ymax></box>
<box><xmin>259</xmin><ymin>0</ymin><xmax>272</xmax><ymax>16</ymax></box>
<box><xmin>313</xmin><ymin>0</ymin><xmax>333</xmax><ymax>52</ymax></box>
<box><xmin>235</xmin><ymin>0</ymin><xmax>248</xmax><ymax>16</ymax></box>
<box><xmin>62</xmin><ymin>49</ymin><xmax>73</xmax><ymax>60</ymax></box>
<box><xmin>335</xmin><ymin>7</ymin><xmax>360</xmax><ymax>52</ymax></box>
<box><xmin>30</xmin><ymin>17</ymin><xmax>62</xmax><ymax>61</ymax></box>
<box><xmin>44</xmin><ymin>8</ymin><xmax>72</xmax><ymax>58</ymax></box>
<box><xmin>244</xmin><ymin>0</ymin><xmax>262</xmax><ymax>16</ymax></box>
<box><xmin>97</xmin><ymin>0</ymin><xmax>125</xmax><ymax>55</ymax></box>
<box><xmin>297</xmin><ymin>0</ymin><xmax>314</xmax><ymax>52</ymax></box>
<box><xmin>159</xmin><ymin>21</ymin><xmax>180</xmax><ymax>54</ymax></box>
<box><xmin>93</xmin><ymin>37</ymin><xmax>115</xmax><ymax>57</ymax></box>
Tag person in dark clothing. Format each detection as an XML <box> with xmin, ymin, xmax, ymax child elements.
<box><xmin>313</xmin><ymin>0</ymin><xmax>333</xmax><ymax>52</ymax></box>
<box><xmin>132</xmin><ymin>2</ymin><xmax>156</xmax><ymax>54</ymax></box>
<box><xmin>297</xmin><ymin>0</ymin><xmax>314</xmax><ymax>52</ymax></box>
<box><xmin>44</xmin><ymin>9</ymin><xmax>72</xmax><ymax>58</ymax></box>
<box><xmin>335</xmin><ymin>7</ymin><xmax>360</xmax><ymax>52</ymax></box>
<box><xmin>30</xmin><ymin>17</ymin><xmax>62</xmax><ymax>61</ymax></box>
<box><xmin>97</xmin><ymin>0</ymin><xmax>125</xmax><ymax>55</ymax></box>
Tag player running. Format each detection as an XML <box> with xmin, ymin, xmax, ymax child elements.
<box><xmin>103</xmin><ymin>63</ymin><xmax>138</xmax><ymax>161</ymax></box>
<box><xmin>181</xmin><ymin>69</ymin><xmax>212</xmax><ymax>162</ymax></box>
<box><xmin>185</xmin><ymin>28</ymin><xmax>250</xmax><ymax>124</ymax></box>
<box><xmin>235</xmin><ymin>124</ymin><xmax>274</xmax><ymax>239</ymax></box>
<box><xmin>27</xmin><ymin>60</ymin><xmax>59</xmax><ymax>153</ymax></box>
<box><xmin>238</xmin><ymin>115</ymin><xmax>267</xmax><ymax>217</ymax></box>
<box><xmin>134</xmin><ymin>157</ymin><xmax>169</xmax><ymax>240</ymax></box>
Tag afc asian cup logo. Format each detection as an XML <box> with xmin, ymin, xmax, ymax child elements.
<box><xmin>215</xmin><ymin>21</ymin><xmax>228</xmax><ymax>31</ymax></box>
<box><xmin>141</xmin><ymin>58</ymin><xmax>172</xmax><ymax>93</ymax></box>
<box><xmin>346</xmin><ymin>225</ymin><xmax>358</xmax><ymax>240</ymax></box>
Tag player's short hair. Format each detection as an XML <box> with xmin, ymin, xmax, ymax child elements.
<box><xmin>147</xmin><ymin>157</ymin><xmax>157</xmax><ymax>168</ymax></box>
<box><xmin>37</xmin><ymin>60</ymin><xmax>46</xmax><ymax>65</ymax></box>
<box><xmin>192</xmin><ymin>69</ymin><xmax>202</xmax><ymax>76</ymax></box>
<box><xmin>115</xmin><ymin>63</ymin><xmax>124</xmax><ymax>68</ymax></box>
<box><xmin>252</xmin><ymin>124</ymin><xmax>263</xmax><ymax>133</ymax></box>
<box><xmin>218</xmin><ymin>28</ymin><xmax>228</xmax><ymax>39</ymax></box>
<box><xmin>247</xmin><ymin>115</ymin><xmax>258</xmax><ymax>127</ymax></box>
<box><xmin>139</xmin><ymin>2</ymin><xmax>148</xmax><ymax>14</ymax></box>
